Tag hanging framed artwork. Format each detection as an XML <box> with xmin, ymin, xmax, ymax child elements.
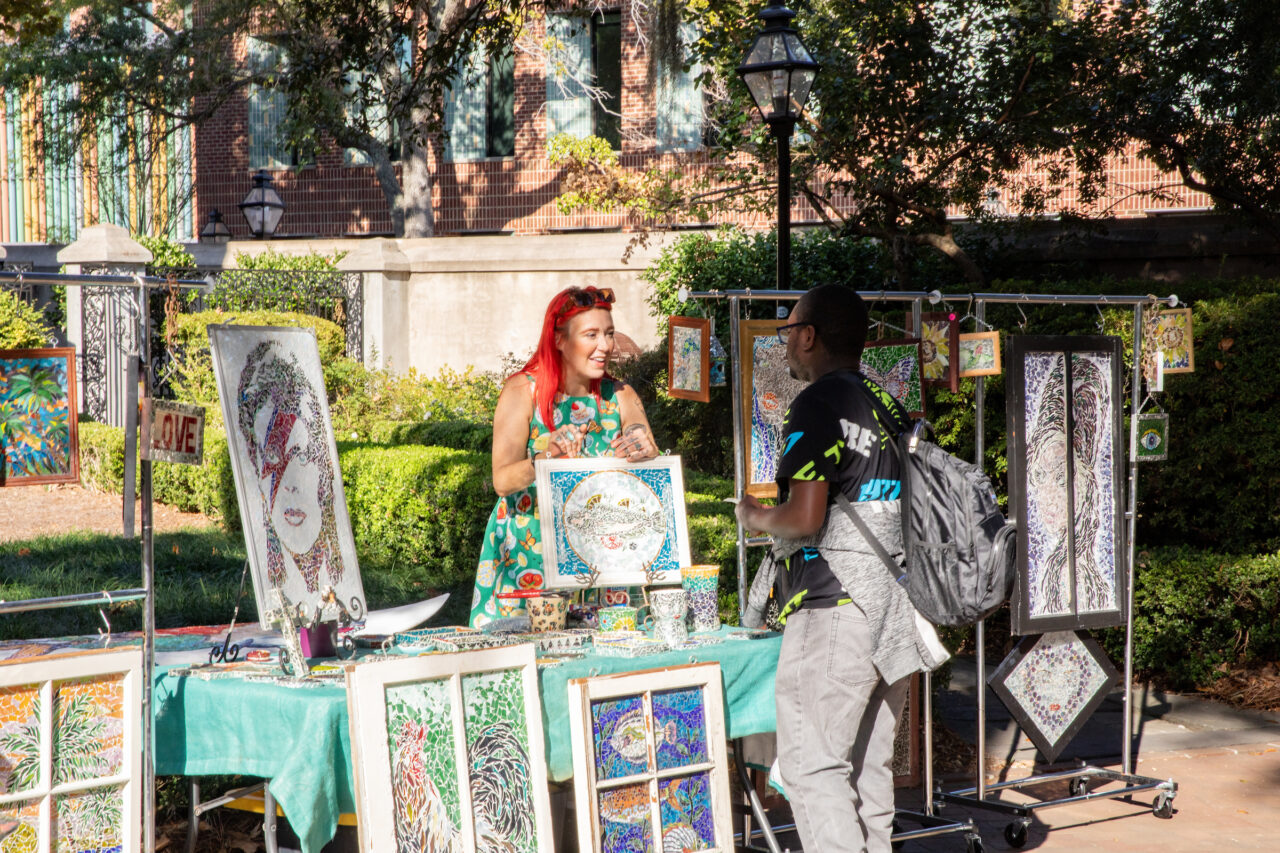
<box><xmin>988</xmin><ymin>630</ymin><xmax>1119</xmax><ymax>763</ymax></box>
<box><xmin>860</xmin><ymin>339</ymin><xmax>926</xmax><ymax>418</ymax></box>
<box><xmin>1136</xmin><ymin>412</ymin><xmax>1170</xmax><ymax>462</ymax></box>
<box><xmin>345</xmin><ymin>644</ymin><xmax>554</xmax><ymax>853</ymax></box>
<box><xmin>667</xmin><ymin>316</ymin><xmax>711</xmax><ymax>403</ymax></box>
<box><xmin>0</xmin><ymin>347</ymin><xmax>79</xmax><ymax>487</ymax></box>
<box><xmin>0</xmin><ymin>647</ymin><xmax>143</xmax><ymax>853</ymax></box>
<box><xmin>535</xmin><ymin>455</ymin><xmax>692</xmax><ymax>588</ymax></box>
<box><xmin>739</xmin><ymin>319</ymin><xmax>808</xmax><ymax>498</ymax></box>
<box><xmin>1152</xmin><ymin>307</ymin><xmax>1195</xmax><ymax>374</ymax></box>
<box><xmin>906</xmin><ymin>312</ymin><xmax>960</xmax><ymax>392</ymax></box>
<box><xmin>567</xmin><ymin>662</ymin><xmax>734</xmax><ymax>853</ymax></box>
<box><xmin>209</xmin><ymin>325</ymin><xmax>367</xmax><ymax>627</ymax></box>
<box><xmin>958</xmin><ymin>331</ymin><xmax>1003</xmax><ymax>378</ymax></box>
<box><xmin>1007</xmin><ymin>336</ymin><xmax>1126</xmax><ymax>635</ymax></box>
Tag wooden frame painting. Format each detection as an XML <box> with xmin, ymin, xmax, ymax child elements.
<box><xmin>988</xmin><ymin>630</ymin><xmax>1119</xmax><ymax>763</ymax></box>
<box><xmin>567</xmin><ymin>662</ymin><xmax>734</xmax><ymax>853</ymax></box>
<box><xmin>1007</xmin><ymin>336</ymin><xmax>1126</xmax><ymax>635</ymax></box>
<box><xmin>860</xmin><ymin>339</ymin><xmax>926</xmax><ymax>418</ymax></box>
<box><xmin>345</xmin><ymin>644</ymin><xmax>553</xmax><ymax>853</ymax></box>
<box><xmin>667</xmin><ymin>316</ymin><xmax>711</xmax><ymax>402</ymax></box>
<box><xmin>1152</xmin><ymin>307</ymin><xmax>1194</xmax><ymax>374</ymax></box>
<box><xmin>907</xmin><ymin>312</ymin><xmax>960</xmax><ymax>392</ymax></box>
<box><xmin>209</xmin><ymin>325</ymin><xmax>367</xmax><ymax>627</ymax></box>
<box><xmin>535</xmin><ymin>455</ymin><xmax>692</xmax><ymax>588</ymax></box>
<box><xmin>739</xmin><ymin>319</ymin><xmax>807</xmax><ymax>498</ymax></box>
<box><xmin>958</xmin><ymin>331</ymin><xmax>1003</xmax><ymax>378</ymax></box>
<box><xmin>1136</xmin><ymin>412</ymin><xmax>1169</xmax><ymax>462</ymax></box>
<box><xmin>0</xmin><ymin>647</ymin><xmax>143</xmax><ymax>853</ymax></box>
<box><xmin>0</xmin><ymin>348</ymin><xmax>79</xmax><ymax>486</ymax></box>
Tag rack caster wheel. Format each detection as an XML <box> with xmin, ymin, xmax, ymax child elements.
<box><xmin>965</xmin><ymin>832</ymin><xmax>985</xmax><ymax>853</ymax></box>
<box><xmin>1153</xmin><ymin>793</ymin><xmax>1175</xmax><ymax>819</ymax></box>
<box><xmin>1069</xmin><ymin>776</ymin><xmax>1089</xmax><ymax>797</ymax></box>
<box><xmin>1003</xmin><ymin>820</ymin><xmax>1030</xmax><ymax>848</ymax></box>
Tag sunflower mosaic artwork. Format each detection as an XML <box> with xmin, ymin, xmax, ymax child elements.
<box><xmin>0</xmin><ymin>348</ymin><xmax>78</xmax><ymax>486</ymax></box>
<box><xmin>1153</xmin><ymin>308</ymin><xmax>1195</xmax><ymax>374</ymax></box>
<box><xmin>908</xmin><ymin>312</ymin><xmax>959</xmax><ymax>392</ymax></box>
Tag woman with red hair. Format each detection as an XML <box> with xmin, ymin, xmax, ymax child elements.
<box><xmin>470</xmin><ymin>286</ymin><xmax>659</xmax><ymax>627</ymax></box>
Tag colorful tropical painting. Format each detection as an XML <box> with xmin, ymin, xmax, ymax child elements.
<box><xmin>958</xmin><ymin>331</ymin><xmax>1002</xmax><ymax>377</ymax></box>
<box><xmin>739</xmin><ymin>319</ymin><xmax>808</xmax><ymax>498</ymax></box>
<box><xmin>666</xmin><ymin>317</ymin><xmax>710</xmax><ymax>403</ymax></box>
<box><xmin>0</xmin><ymin>348</ymin><xmax>78</xmax><ymax>486</ymax></box>
<box><xmin>1153</xmin><ymin>308</ymin><xmax>1195</xmax><ymax>374</ymax></box>
<box><xmin>860</xmin><ymin>339</ymin><xmax>925</xmax><ymax>417</ymax></box>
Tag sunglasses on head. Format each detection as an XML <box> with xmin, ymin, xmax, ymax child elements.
<box><xmin>565</xmin><ymin>287</ymin><xmax>616</xmax><ymax>309</ymax></box>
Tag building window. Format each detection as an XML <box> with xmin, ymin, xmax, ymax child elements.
<box><xmin>487</xmin><ymin>51</ymin><xmax>516</xmax><ymax>157</ymax></box>
<box><xmin>591</xmin><ymin>11</ymin><xmax>622</xmax><ymax>150</ymax></box>
<box><xmin>444</xmin><ymin>47</ymin><xmax>516</xmax><ymax>161</ymax></box>
<box><xmin>344</xmin><ymin>36</ymin><xmax>410</xmax><ymax>166</ymax></box>
<box><xmin>246</xmin><ymin>37</ymin><xmax>303</xmax><ymax>169</ymax></box>
<box><xmin>655</xmin><ymin>22</ymin><xmax>704</xmax><ymax>152</ymax></box>
<box><xmin>545</xmin><ymin>11</ymin><xmax>623</xmax><ymax>150</ymax></box>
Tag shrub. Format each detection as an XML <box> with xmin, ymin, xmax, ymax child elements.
<box><xmin>0</xmin><ymin>290</ymin><xmax>53</xmax><ymax>349</ymax></box>
<box><xmin>362</xmin><ymin>419</ymin><xmax>494</xmax><ymax>453</ymax></box>
<box><xmin>134</xmin><ymin>234</ymin><xmax>195</xmax><ymax>275</ymax></box>
<box><xmin>206</xmin><ymin>248</ymin><xmax>349</xmax><ymax>316</ymax></box>
<box><xmin>329</xmin><ymin>364</ymin><xmax>501</xmax><ymax>440</ymax></box>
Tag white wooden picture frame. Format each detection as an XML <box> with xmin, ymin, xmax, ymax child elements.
<box><xmin>0</xmin><ymin>647</ymin><xmax>143</xmax><ymax>853</ymax></box>
<box><xmin>535</xmin><ymin>455</ymin><xmax>693</xmax><ymax>589</ymax></box>
<box><xmin>209</xmin><ymin>324</ymin><xmax>367</xmax><ymax>626</ymax></box>
<box><xmin>345</xmin><ymin>644</ymin><xmax>553</xmax><ymax>853</ymax></box>
<box><xmin>567</xmin><ymin>662</ymin><xmax>734</xmax><ymax>853</ymax></box>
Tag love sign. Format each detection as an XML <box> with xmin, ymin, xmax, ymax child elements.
<box><xmin>142</xmin><ymin>399</ymin><xmax>205</xmax><ymax>465</ymax></box>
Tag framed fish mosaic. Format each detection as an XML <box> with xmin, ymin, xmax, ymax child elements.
<box><xmin>1007</xmin><ymin>336</ymin><xmax>1126</xmax><ymax>635</ymax></box>
<box><xmin>739</xmin><ymin>319</ymin><xmax>808</xmax><ymax>498</ymax></box>
<box><xmin>0</xmin><ymin>348</ymin><xmax>79</xmax><ymax>487</ymax></box>
<box><xmin>860</xmin><ymin>339</ymin><xmax>925</xmax><ymax>418</ymax></box>
<box><xmin>906</xmin><ymin>312</ymin><xmax>960</xmax><ymax>392</ymax></box>
<box><xmin>209</xmin><ymin>325</ymin><xmax>366</xmax><ymax>627</ymax></box>
<box><xmin>958</xmin><ymin>331</ymin><xmax>1003</xmax><ymax>378</ymax></box>
<box><xmin>345</xmin><ymin>644</ymin><xmax>553</xmax><ymax>853</ymax></box>
<box><xmin>535</xmin><ymin>456</ymin><xmax>692</xmax><ymax>589</ymax></box>
<box><xmin>0</xmin><ymin>647</ymin><xmax>143</xmax><ymax>853</ymax></box>
<box><xmin>988</xmin><ymin>630</ymin><xmax>1119</xmax><ymax>763</ymax></box>
<box><xmin>666</xmin><ymin>316</ymin><xmax>710</xmax><ymax>403</ymax></box>
<box><xmin>567</xmin><ymin>662</ymin><xmax>734</xmax><ymax>853</ymax></box>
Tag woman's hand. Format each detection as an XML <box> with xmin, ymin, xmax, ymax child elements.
<box><xmin>546</xmin><ymin>424</ymin><xmax>588</xmax><ymax>459</ymax></box>
<box><xmin>612</xmin><ymin>422</ymin><xmax>657</xmax><ymax>462</ymax></box>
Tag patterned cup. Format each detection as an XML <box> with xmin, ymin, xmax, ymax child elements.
<box><xmin>526</xmin><ymin>594</ymin><xmax>569</xmax><ymax>632</ymax></box>
<box><xmin>648</xmin><ymin>588</ymin><xmax>689</xmax><ymax>648</ymax></box>
<box><xmin>598</xmin><ymin>605</ymin><xmax>640</xmax><ymax>633</ymax></box>
<box><xmin>681</xmin><ymin>564</ymin><xmax>721</xmax><ymax>633</ymax></box>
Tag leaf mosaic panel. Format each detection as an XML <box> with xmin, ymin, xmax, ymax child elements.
<box><xmin>0</xmin><ymin>800</ymin><xmax>39</xmax><ymax>853</ymax></box>
<box><xmin>384</xmin><ymin>677</ymin><xmax>461</xmax><ymax>847</ymax></box>
<box><xmin>1069</xmin><ymin>353</ymin><xmax>1118</xmax><ymax>615</ymax></box>
<box><xmin>460</xmin><ymin>669</ymin><xmax>538</xmax><ymax>853</ymax></box>
<box><xmin>0</xmin><ymin>684</ymin><xmax>40</xmax><ymax>795</ymax></box>
<box><xmin>1023</xmin><ymin>352</ymin><xmax>1071</xmax><ymax>619</ymax></box>
<box><xmin>591</xmin><ymin>696</ymin><xmax>649</xmax><ymax>781</ymax></box>
<box><xmin>658</xmin><ymin>772</ymin><xmax>715</xmax><ymax>851</ymax></box>
<box><xmin>53</xmin><ymin>675</ymin><xmax>124</xmax><ymax>786</ymax></box>
<box><xmin>53</xmin><ymin>784</ymin><xmax>124</xmax><ymax>853</ymax></box>
<box><xmin>860</xmin><ymin>340</ymin><xmax>925</xmax><ymax>417</ymax></box>
<box><xmin>597</xmin><ymin>783</ymin><xmax>654</xmax><ymax>853</ymax></box>
<box><xmin>651</xmin><ymin>688</ymin><xmax>707</xmax><ymax>772</ymax></box>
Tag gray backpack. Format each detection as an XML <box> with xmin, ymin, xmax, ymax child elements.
<box><xmin>839</xmin><ymin>390</ymin><xmax>1016</xmax><ymax>627</ymax></box>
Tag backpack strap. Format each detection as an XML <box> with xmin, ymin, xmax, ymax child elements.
<box><xmin>833</xmin><ymin>492</ymin><xmax>907</xmax><ymax>588</ymax></box>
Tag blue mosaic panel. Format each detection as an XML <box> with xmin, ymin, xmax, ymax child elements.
<box><xmin>658</xmin><ymin>772</ymin><xmax>715</xmax><ymax>851</ymax></box>
<box><xmin>651</xmin><ymin>687</ymin><xmax>707</xmax><ymax>772</ymax></box>
<box><xmin>591</xmin><ymin>695</ymin><xmax>649</xmax><ymax>780</ymax></box>
<box><xmin>598</xmin><ymin>783</ymin><xmax>654</xmax><ymax>853</ymax></box>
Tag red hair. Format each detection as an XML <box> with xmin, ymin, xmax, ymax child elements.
<box><xmin>519</xmin><ymin>287</ymin><xmax>614</xmax><ymax>430</ymax></box>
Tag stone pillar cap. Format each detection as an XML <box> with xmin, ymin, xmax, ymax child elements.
<box><xmin>57</xmin><ymin>223</ymin><xmax>153</xmax><ymax>265</ymax></box>
<box><xmin>337</xmin><ymin>238</ymin><xmax>410</xmax><ymax>273</ymax></box>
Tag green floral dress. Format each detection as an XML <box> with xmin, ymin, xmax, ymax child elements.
<box><xmin>470</xmin><ymin>378</ymin><xmax>624</xmax><ymax>627</ymax></box>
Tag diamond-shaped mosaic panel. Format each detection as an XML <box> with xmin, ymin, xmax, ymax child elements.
<box><xmin>988</xmin><ymin>630</ymin><xmax>1119</xmax><ymax>762</ymax></box>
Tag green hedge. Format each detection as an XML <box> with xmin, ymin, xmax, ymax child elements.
<box><xmin>362</xmin><ymin>418</ymin><xmax>494</xmax><ymax>454</ymax></box>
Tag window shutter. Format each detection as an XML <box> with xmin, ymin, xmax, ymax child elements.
<box><xmin>443</xmin><ymin>45</ymin><xmax>489</xmax><ymax>162</ymax></box>
<box><xmin>545</xmin><ymin>14</ymin><xmax>592</xmax><ymax>141</ymax></box>
<box><xmin>345</xmin><ymin>35</ymin><xmax>411</xmax><ymax>166</ymax></box>
<box><xmin>246</xmin><ymin>37</ymin><xmax>292</xmax><ymax>169</ymax></box>
<box><xmin>656</xmin><ymin>23</ymin><xmax>704</xmax><ymax>152</ymax></box>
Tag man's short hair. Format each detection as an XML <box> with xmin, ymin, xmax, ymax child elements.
<box><xmin>800</xmin><ymin>284</ymin><xmax>868</xmax><ymax>362</ymax></box>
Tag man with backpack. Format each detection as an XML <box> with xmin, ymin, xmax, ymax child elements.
<box><xmin>736</xmin><ymin>284</ymin><xmax>947</xmax><ymax>853</ymax></box>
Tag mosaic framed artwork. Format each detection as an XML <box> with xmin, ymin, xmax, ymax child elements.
<box><xmin>1152</xmin><ymin>307</ymin><xmax>1195</xmax><ymax>374</ymax></box>
<box><xmin>958</xmin><ymin>331</ymin><xmax>1003</xmax><ymax>378</ymax></box>
<box><xmin>891</xmin><ymin>674</ymin><xmax>921</xmax><ymax>788</ymax></box>
<box><xmin>209</xmin><ymin>325</ymin><xmax>367</xmax><ymax>627</ymax></box>
<box><xmin>860</xmin><ymin>339</ymin><xmax>926</xmax><ymax>418</ymax></box>
<box><xmin>1007</xmin><ymin>336</ymin><xmax>1127</xmax><ymax>635</ymax></box>
<box><xmin>739</xmin><ymin>319</ymin><xmax>808</xmax><ymax>498</ymax></box>
<box><xmin>345</xmin><ymin>644</ymin><xmax>553</xmax><ymax>853</ymax></box>
<box><xmin>567</xmin><ymin>662</ymin><xmax>734</xmax><ymax>853</ymax></box>
<box><xmin>0</xmin><ymin>647</ymin><xmax>143</xmax><ymax>853</ymax></box>
<box><xmin>0</xmin><ymin>348</ymin><xmax>79</xmax><ymax>487</ymax></box>
<box><xmin>1136</xmin><ymin>412</ymin><xmax>1170</xmax><ymax>463</ymax></box>
<box><xmin>535</xmin><ymin>455</ymin><xmax>692</xmax><ymax>588</ymax></box>
<box><xmin>667</xmin><ymin>316</ymin><xmax>711</xmax><ymax>403</ymax></box>
<box><xmin>907</xmin><ymin>312</ymin><xmax>960</xmax><ymax>392</ymax></box>
<box><xmin>988</xmin><ymin>630</ymin><xmax>1119</xmax><ymax>763</ymax></box>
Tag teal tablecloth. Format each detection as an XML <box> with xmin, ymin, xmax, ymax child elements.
<box><xmin>153</xmin><ymin>627</ymin><xmax>781</xmax><ymax>853</ymax></box>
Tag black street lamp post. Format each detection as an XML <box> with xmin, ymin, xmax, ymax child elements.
<box><xmin>736</xmin><ymin>0</ymin><xmax>819</xmax><ymax>291</ymax></box>
<box><xmin>238</xmin><ymin>170</ymin><xmax>286</xmax><ymax>239</ymax></box>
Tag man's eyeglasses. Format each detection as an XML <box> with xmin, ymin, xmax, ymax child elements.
<box><xmin>776</xmin><ymin>321</ymin><xmax>815</xmax><ymax>344</ymax></box>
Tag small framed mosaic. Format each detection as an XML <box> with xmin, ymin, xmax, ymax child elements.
<box><xmin>860</xmin><ymin>339</ymin><xmax>925</xmax><ymax>418</ymax></box>
<box><xmin>739</xmin><ymin>319</ymin><xmax>809</xmax><ymax>498</ymax></box>
<box><xmin>988</xmin><ymin>630</ymin><xmax>1120</xmax><ymax>763</ymax></box>
<box><xmin>0</xmin><ymin>347</ymin><xmax>79</xmax><ymax>487</ymax></box>
<box><xmin>666</xmin><ymin>316</ymin><xmax>711</xmax><ymax>403</ymax></box>
<box><xmin>958</xmin><ymin>331</ymin><xmax>1003</xmax><ymax>378</ymax></box>
<box><xmin>345</xmin><ymin>643</ymin><xmax>554</xmax><ymax>853</ymax></box>
<box><xmin>567</xmin><ymin>662</ymin><xmax>734</xmax><ymax>853</ymax></box>
<box><xmin>1136</xmin><ymin>412</ymin><xmax>1170</xmax><ymax>463</ymax></box>
<box><xmin>907</xmin><ymin>312</ymin><xmax>960</xmax><ymax>392</ymax></box>
<box><xmin>1152</xmin><ymin>307</ymin><xmax>1195</xmax><ymax>374</ymax></box>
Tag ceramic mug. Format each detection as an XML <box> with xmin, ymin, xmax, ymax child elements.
<box><xmin>681</xmin><ymin>564</ymin><xmax>721</xmax><ymax>633</ymax></box>
<box><xmin>526</xmin><ymin>593</ymin><xmax>569</xmax><ymax>632</ymax></box>
<box><xmin>647</xmin><ymin>588</ymin><xmax>689</xmax><ymax>647</ymax></box>
<box><xmin>598</xmin><ymin>605</ymin><xmax>641</xmax><ymax>633</ymax></box>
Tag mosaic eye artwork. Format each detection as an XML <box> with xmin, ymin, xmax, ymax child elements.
<box><xmin>739</xmin><ymin>319</ymin><xmax>808</xmax><ymax>498</ymax></box>
<box><xmin>0</xmin><ymin>648</ymin><xmax>142</xmax><ymax>853</ymax></box>
<box><xmin>0</xmin><ymin>348</ymin><xmax>79</xmax><ymax>487</ymax></box>
<box><xmin>209</xmin><ymin>325</ymin><xmax>367</xmax><ymax>627</ymax></box>
<box><xmin>347</xmin><ymin>645</ymin><xmax>553</xmax><ymax>853</ymax></box>
<box><xmin>667</xmin><ymin>316</ymin><xmax>710</xmax><ymax>403</ymax></box>
<box><xmin>1136</xmin><ymin>412</ymin><xmax>1169</xmax><ymax>463</ymax></box>
<box><xmin>536</xmin><ymin>456</ymin><xmax>692</xmax><ymax>588</ymax></box>
<box><xmin>1008</xmin><ymin>336</ymin><xmax>1126</xmax><ymax>635</ymax></box>
<box><xmin>569</xmin><ymin>663</ymin><xmax>733</xmax><ymax>853</ymax></box>
<box><xmin>988</xmin><ymin>630</ymin><xmax>1119</xmax><ymax>763</ymax></box>
<box><xmin>860</xmin><ymin>340</ymin><xmax>925</xmax><ymax>418</ymax></box>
